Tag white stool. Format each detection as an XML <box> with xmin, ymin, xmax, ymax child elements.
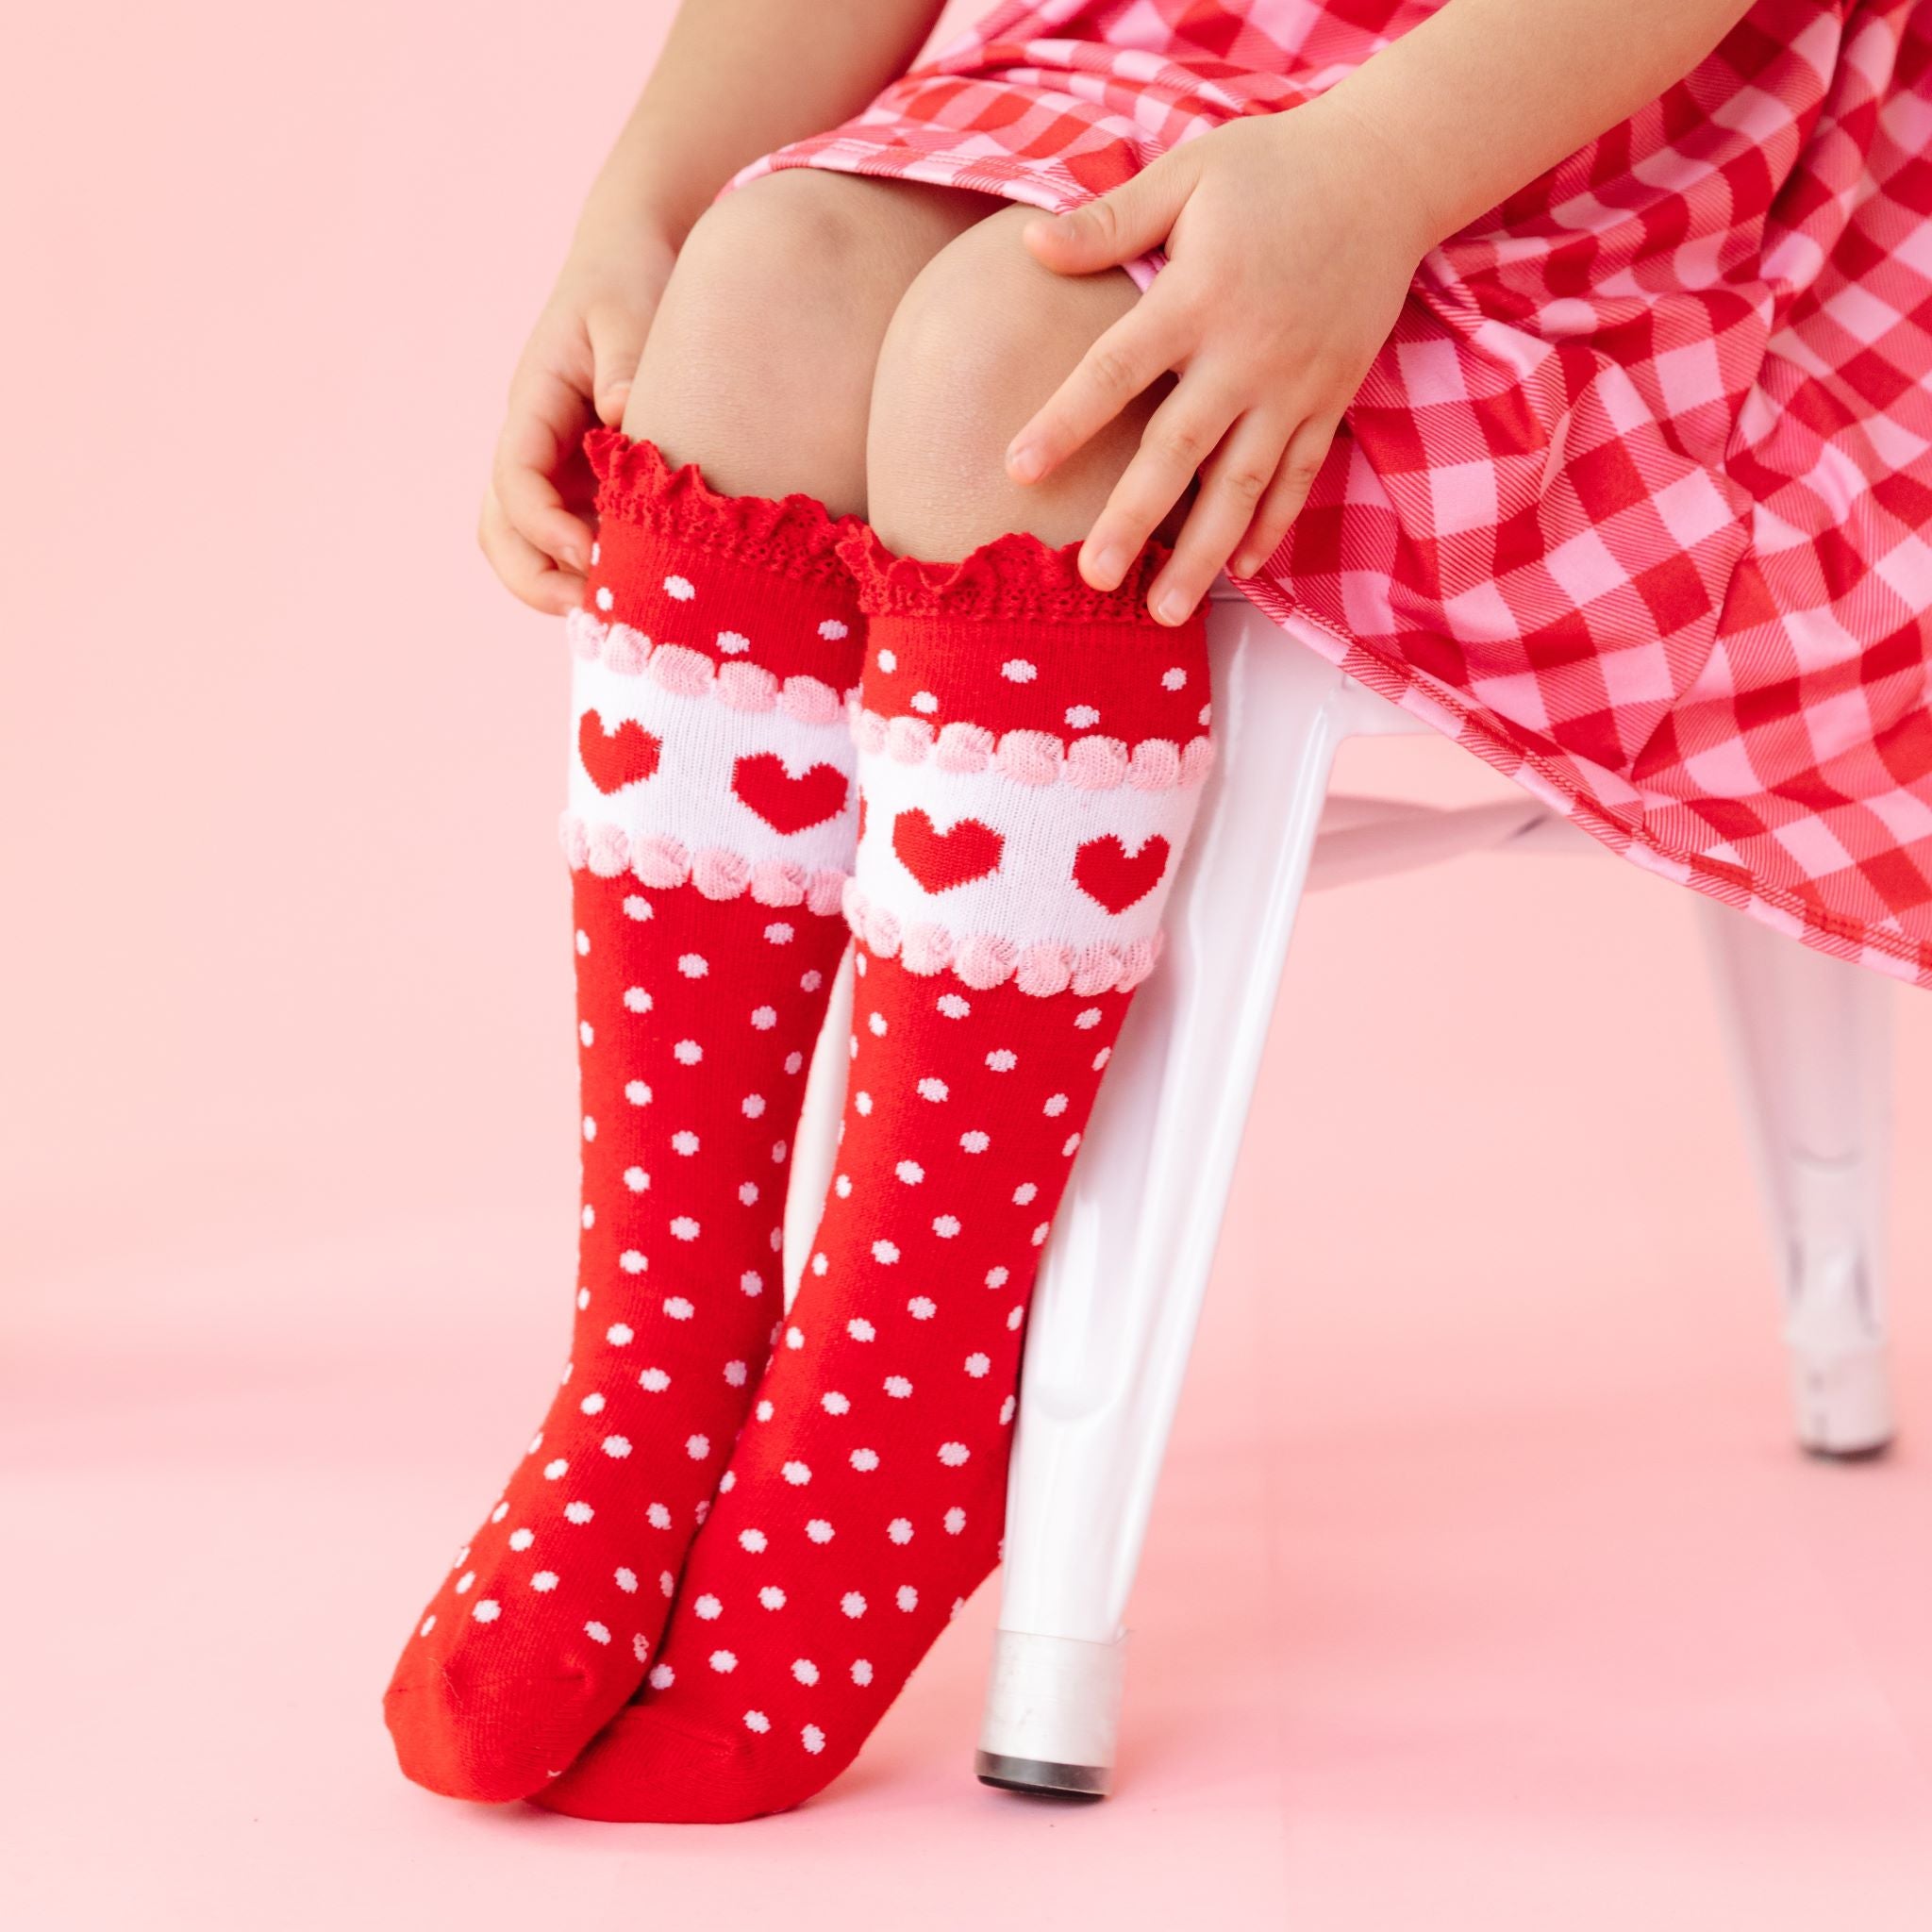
<box><xmin>783</xmin><ymin>585</ymin><xmax>1896</xmax><ymax>1802</ymax></box>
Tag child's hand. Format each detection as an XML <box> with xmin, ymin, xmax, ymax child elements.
<box><xmin>1008</xmin><ymin>103</ymin><xmax>1433</xmax><ymax>625</ymax></box>
<box><xmin>480</xmin><ymin>217</ymin><xmax>678</xmax><ymax>614</ymax></box>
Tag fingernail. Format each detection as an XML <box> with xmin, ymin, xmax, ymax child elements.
<box><xmin>1007</xmin><ymin>443</ymin><xmax>1044</xmax><ymax>484</ymax></box>
<box><xmin>1087</xmin><ymin>545</ymin><xmax>1127</xmax><ymax>589</ymax></box>
<box><xmin>1155</xmin><ymin>589</ymin><xmax>1191</xmax><ymax>625</ymax></box>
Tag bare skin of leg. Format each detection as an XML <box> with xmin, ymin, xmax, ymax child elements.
<box><xmin>865</xmin><ymin>203</ymin><xmax>1174</xmax><ymax>558</ymax></box>
<box><xmin>619</xmin><ymin>170</ymin><xmax>986</xmax><ymax>516</ymax></box>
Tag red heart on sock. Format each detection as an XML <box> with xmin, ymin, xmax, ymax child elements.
<box><xmin>892</xmin><ymin>809</ymin><xmax>1004</xmax><ymax>892</ymax></box>
<box><xmin>1073</xmin><ymin>833</ymin><xmax>1171</xmax><ymax>914</ymax></box>
<box><xmin>732</xmin><ymin>754</ymin><xmax>850</xmax><ymax>836</ymax></box>
<box><xmin>578</xmin><ymin>710</ymin><xmax>662</xmax><ymax>793</ymax></box>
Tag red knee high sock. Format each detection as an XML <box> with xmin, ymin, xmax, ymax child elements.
<box><xmin>538</xmin><ymin>524</ymin><xmax>1213</xmax><ymax>1821</ymax></box>
<box><xmin>384</xmin><ymin>435</ymin><xmax>864</xmax><ymax>1802</ymax></box>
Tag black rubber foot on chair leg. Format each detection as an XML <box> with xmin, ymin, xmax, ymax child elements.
<box><xmin>974</xmin><ymin>1750</ymin><xmax>1110</xmax><ymax>1800</ymax></box>
<box><xmin>1802</xmin><ymin>1435</ymin><xmax>1895</xmax><ymax>1464</ymax></box>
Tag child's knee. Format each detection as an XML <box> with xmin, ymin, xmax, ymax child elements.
<box><xmin>868</xmin><ymin>208</ymin><xmax>1145</xmax><ymax>553</ymax></box>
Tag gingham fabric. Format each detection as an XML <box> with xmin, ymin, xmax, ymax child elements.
<box><xmin>736</xmin><ymin>0</ymin><xmax>1932</xmax><ymax>987</ymax></box>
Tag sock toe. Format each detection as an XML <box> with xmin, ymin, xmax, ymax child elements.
<box><xmin>531</xmin><ymin>1706</ymin><xmax>821</xmax><ymax>1823</ymax></box>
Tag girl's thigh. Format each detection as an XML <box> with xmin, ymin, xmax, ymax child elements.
<box><xmin>621</xmin><ymin>170</ymin><xmax>988</xmax><ymax>515</ymax></box>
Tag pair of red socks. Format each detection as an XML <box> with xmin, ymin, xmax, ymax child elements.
<box><xmin>383</xmin><ymin>432</ymin><xmax>1211</xmax><ymax>1820</ymax></box>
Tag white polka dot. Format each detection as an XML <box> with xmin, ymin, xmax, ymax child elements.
<box><xmin>531</xmin><ymin>1571</ymin><xmax>559</xmax><ymax>1592</ymax></box>
<box><xmin>872</xmin><ymin>1240</ymin><xmax>900</xmax><ymax>1264</ymax></box>
<box><xmin>765</xmin><ymin>922</ymin><xmax>794</xmax><ymax>944</ymax></box>
<box><xmin>1001</xmin><ymin>1395</ymin><xmax>1017</xmax><ymax>1423</ymax></box>
<box><xmin>1032</xmin><ymin>1222</ymin><xmax>1050</xmax><ymax>1246</ymax></box>
<box><xmin>807</xmin><ymin>1518</ymin><xmax>835</xmax><ymax>1542</ymax></box>
<box><xmin>810</xmin><ymin>1251</ymin><xmax>829</xmax><ymax>1276</ymax></box>
<box><xmin>1161</xmin><ymin>666</ymin><xmax>1188</xmax><ymax>691</ymax></box>
<box><xmin>686</xmin><ymin>1433</ymin><xmax>710</xmax><ymax>1459</ymax></box>
<box><xmin>620</xmin><ymin>1251</ymin><xmax>646</xmax><ymax>1275</ymax></box>
<box><xmin>673</xmin><ymin>1040</ymin><xmax>703</xmax><ymax>1067</ymax></box>
<box><xmin>820</xmin><ymin>619</ymin><xmax>850</xmax><ymax>641</ymax></box>
<box><xmin>960</xmin><ymin>1130</ymin><xmax>991</xmax><ymax>1154</ymax></box>
<box><xmin>884</xmin><ymin>1375</ymin><xmax>913</xmax><ymax>1399</ymax></box>
<box><xmin>724</xmin><ymin>1359</ymin><xmax>749</xmax><ymax>1387</ymax></box>
<box><xmin>985</xmin><ymin>1266</ymin><xmax>1009</xmax><ymax>1289</ymax></box>
<box><xmin>802</xmin><ymin>970</ymin><xmax>824</xmax><ymax>992</ymax></box>
<box><xmin>939</xmin><ymin>1441</ymin><xmax>970</xmax><ymax>1466</ymax></box>
<box><xmin>645</xmin><ymin>1504</ymin><xmax>671</xmax><ymax>1531</ymax></box>
<box><xmin>663</xmin><ymin>574</ymin><xmax>695</xmax><ymax>600</ymax></box>
<box><xmin>740</xmin><ymin>1181</ymin><xmax>760</xmax><ymax>1207</ymax></box>
<box><xmin>565</xmin><ymin>1501</ymin><xmax>595</xmax><ymax>1524</ymax></box>
<box><xmin>741</xmin><ymin>1270</ymin><xmax>764</xmax><ymax>1295</ymax></box>
<box><xmin>694</xmin><ymin>1594</ymin><xmax>723</xmax><ymax>1620</ymax></box>
<box><xmin>606</xmin><ymin>1322</ymin><xmax>634</xmax><ymax>1345</ymax></box>
<box><xmin>632</xmin><ymin>1632</ymin><xmax>650</xmax><ymax>1661</ymax></box>
<box><xmin>750</xmin><ymin>1005</ymin><xmax>777</xmax><ymax>1031</ymax></box>
<box><xmin>944</xmin><ymin>1507</ymin><xmax>967</xmax><ymax>1534</ymax></box>
<box><xmin>759</xmin><ymin>1586</ymin><xmax>787</xmax><ymax>1610</ymax></box>
<box><xmin>543</xmin><ymin>1457</ymin><xmax>570</xmax><ymax>1479</ymax></box>
<box><xmin>455</xmin><ymin>1570</ymin><xmax>476</xmax><ymax>1593</ymax></box>
<box><xmin>917</xmin><ymin>1077</ymin><xmax>948</xmax><ymax>1102</ymax></box>
<box><xmin>419</xmin><ymin>1615</ymin><xmax>436</xmax><ymax>1636</ymax></box>
<box><xmin>896</xmin><ymin>1585</ymin><xmax>919</xmax><ymax>1611</ymax></box>
<box><xmin>709</xmin><ymin>1649</ymin><xmax>738</xmax><ymax>1673</ymax></box>
<box><xmin>743</xmin><ymin>1708</ymin><xmax>770</xmax><ymax>1732</ymax></box>
<box><xmin>1013</xmin><ymin>1182</ymin><xmax>1038</xmax><ymax>1206</ymax></box>
<box><xmin>841</xmin><ymin>1592</ymin><xmax>867</xmax><ymax>1619</ymax></box>
<box><xmin>648</xmin><ymin>1663</ymin><xmax>675</xmax><ymax>1689</ymax></box>
<box><xmin>895</xmin><ymin>1159</ymin><xmax>924</xmax><ymax>1185</ymax></box>
<box><xmin>937</xmin><ymin>993</ymin><xmax>971</xmax><ymax>1018</ymax></box>
<box><xmin>851</xmin><ymin>1659</ymin><xmax>873</xmax><ymax>1685</ymax></box>
<box><xmin>850</xmin><ymin>1448</ymin><xmax>879</xmax><ymax>1472</ymax></box>
<box><xmin>590</xmin><ymin>543</ymin><xmax>601</xmax><ymax>565</ymax></box>
<box><xmin>490</xmin><ymin>1502</ymin><xmax>509</xmax><ymax>1524</ymax></box>
<box><xmin>1062</xmin><ymin>1133</ymin><xmax>1082</xmax><ymax>1157</ymax></box>
<box><xmin>740</xmin><ymin>1528</ymin><xmax>768</xmax><ymax>1553</ymax></box>
<box><xmin>584</xmin><ymin>1620</ymin><xmax>611</xmax><ymax>1644</ymax></box>
<box><xmin>624</xmin><ymin>1167</ymin><xmax>648</xmax><ymax>1191</ymax></box>
<box><xmin>579</xmin><ymin>1392</ymin><xmax>605</xmax><ymax>1416</ymax></box>
<box><xmin>933</xmin><ymin>1215</ymin><xmax>960</xmax><ymax>1239</ymax></box>
<box><xmin>1093</xmin><ymin>1048</ymin><xmax>1112</xmax><ymax>1070</ymax></box>
<box><xmin>602</xmin><ymin>1435</ymin><xmax>633</xmax><ymax>1458</ymax></box>
<box><xmin>786</xmin><ymin>1324</ymin><xmax>806</xmax><ymax>1349</ymax></box>
<box><xmin>741</xmin><ymin>1093</ymin><xmax>766</xmax><ymax>1118</ymax></box>
<box><xmin>791</xmin><ymin>1657</ymin><xmax>819</xmax><ymax>1685</ymax></box>
<box><xmin>1199</xmin><ymin>703</ymin><xmax>1212</xmax><ymax>726</ymax></box>
<box><xmin>868</xmin><ymin>1011</ymin><xmax>889</xmax><ymax>1037</ymax></box>
<box><xmin>575</xmin><ymin>931</ymin><xmax>591</xmax><ymax>957</ymax></box>
<box><xmin>1043</xmin><ymin>1093</ymin><xmax>1069</xmax><ymax>1117</ymax></box>
<box><xmin>784</xmin><ymin>1051</ymin><xmax>805</xmax><ymax>1074</ymax></box>
<box><xmin>579</xmin><ymin>1021</ymin><xmax>594</xmax><ymax>1047</ymax></box>
<box><xmin>783</xmin><ymin>1459</ymin><xmax>812</xmax><ymax>1485</ymax></box>
<box><xmin>581</xmin><ymin>1205</ymin><xmax>595</xmax><ymax>1230</ymax></box>
<box><xmin>756</xmin><ymin>1399</ymin><xmax>774</xmax><ymax>1421</ymax></box>
<box><xmin>671</xmin><ymin>1216</ymin><xmax>700</xmax><ymax>1241</ymax></box>
<box><xmin>1074</xmin><ymin>1007</ymin><xmax>1103</xmax><ymax>1029</ymax></box>
<box><xmin>582</xmin><ymin>1116</ymin><xmax>597</xmax><ymax>1141</ymax></box>
<box><xmin>854</xmin><ymin>1090</ymin><xmax>873</xmax><ymax>1116</ymax></box>
<box><xmin>821</xmin><ymin>1390</ymin><xmax>850</xmax><ymax>1416</ymax></box>
<box><xmin>595</xmin><ymin>586</ymin><xmax>614</xmax><ymax>611</ymax></box>
<box><xmin>473</xmin><ymin>1600</ymin><xmax>501</xmax><ymax>1623</ymax></box>
<box><xmin>888</xmin><ymin>1518</ymin><xmax>913</xmax><ymax>1545</ymax></box>
<box><xmin>908</xmin><ymin>1296</ymin><xmax>937</xmax><ymax>1320</ymax></box>
<box><xmin>623</xmin><ymin>895</ymin><xmax>651</xmax><ymax>921</ymax></box>
<box><xmin>717</xmin><ymin>630</ymin><xmax>751</xmax><ymax>655</ymax></box>
<box><xmin>835</xmin><ymin>1174</ymin><xmax>854</xmax><ymax>1198</ymax></box>
<box><xmin>664</xmin><ymin>1295</ymin><xmax>694</xmax><ymax>1320</ymax></box>
<box><xmin>640</xmin><ymin>1367</ymin><xmax>670</xmax><ymax>1391</ymax></box>
<box><xmin>624</xmin><ymin>988</ymin><xmax>652</xmax><ymax>1014</ymax></box>
<box><xmin>1001</xmin><ymin>658</ymin><xmax>1037</xmax><ymax>683</ymax></box>
<box><xmin>678</xmin><ymin>953</ymin><xmax>708</xmax><ymax>977</ymax></box>
<box><xmin>965</xmin><ymin>1353</ymin><xmax>991</xmax><ymax>1377</ymax></box>
<box><xmin>802</xmin><ymin>1724</ymin><xmax>825</xmax><ymax>1754</ymax></box>
<box><xmin>1065</xmin><ymin>704</ymin><xmax>1100</xmax><ymax>728</ymax></box>
<box><xmin>910</xmin><ymin>691</ymin><xmax>939</xmax><ymax>714</ymax></box>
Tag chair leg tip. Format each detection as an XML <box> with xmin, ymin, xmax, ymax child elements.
<box><xmin>974</xmin><ymin>1750</ymin><xmax>1111</xmax><ymax>1800</ymax></box>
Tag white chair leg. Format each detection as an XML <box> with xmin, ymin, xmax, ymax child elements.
<box><xmin>974</xmin><ymin>605</ymin><xmax>1362</xmax><ymax>1798</ymax></box>
<box><xmin>783</xmin><ymin>943</ymin><xmax>854</xmax><ymax>1310</ymax></box>
<box><xmin>1697</xmin><ymin>900</ymin><xmax>1896</xmax><ymax>1457</ymax></box>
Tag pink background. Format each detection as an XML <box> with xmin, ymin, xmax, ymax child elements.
<box><xmin>6</xmin><ymin>4</ymin><xmax>1932</xmax><ymax>1925</ymax></box>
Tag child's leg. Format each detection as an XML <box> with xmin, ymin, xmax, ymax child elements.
<box><xmin>384</xmin><ymin>172</ymin><xmax>988</xmax><ymax>1805</ymax></box>
<box><xmin>538</xmin><ymin>209</ymin><xmax>1213</xmax><ymax>1822</ymax></box>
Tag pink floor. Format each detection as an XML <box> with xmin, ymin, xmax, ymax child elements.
<box><xmin>9</xmin><ymin>796</ymin><xmax>1932</xmax><ymax>1928</ymax></box>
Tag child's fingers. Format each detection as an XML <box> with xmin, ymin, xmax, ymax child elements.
<box><xmin>1006</xmin><ymin>298</ymin><xmax>1191</xmax><ymax>486</ymax></box>
<box><xmin>479</xmin><ymin>487</ymin><xmax>586</xmax><ymax>616</ymax></box>
<box><xmin>1145</xmin><ymin>412</ymin><xmax>1293</xmax><ymax>624</ymax></box>
<box><xmin>586</xmin><ymin>301</ymin><xmax>649</xmax><ymax>430</ymax></box>
<box><xmin>1023</xmin><ymin>154</ymin><xmax>1191</xmax><ymax>278</ymax></box>
<box><xmin>1228</xmin><ymin>416</ymin><xmax>1340</xmax><ymax>576</ymax></box>
<box><xmin>1076</xmin><ymin>370</ymin><xmax>1241</xmax><ymax>592</ymax></box>
<box><xmin>495</xmin><ymin>366</ymin><xmax>596</xmax><ymax>573</ymax></box>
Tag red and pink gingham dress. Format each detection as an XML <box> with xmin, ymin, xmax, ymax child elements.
<box><xmin>735</xmin><ymin>0</ymin><xmax>1932</xmax><ymax>986</ymax></box>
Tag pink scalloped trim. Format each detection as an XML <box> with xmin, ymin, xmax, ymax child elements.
<box><xmin>838</xmin><ymin>524</ymin><xmax>1179</xmax><ymax>625</ymax></box>
<box><xmin>841</xmin><ymin>884</ymin><xmax>1163</xmax><ymax>996</ymax></box>
<box><xmin>560</xmin><ymin>815</ymin><xmax>847</xmax><ymax>915</ymax></box>
<box><xmin>568</xmin><ymin>610</ymin><xmax>853</xmax><ymax>728</ymax></box>
<box><xmin>848</xmin><ymin>707</ymin><xmax>1214</xmax><ymax>791</ymax></box>
<box><xmin>585</xmin><ymin>430</ymin><xmax>861</xmax><ymax>584</ymax></box>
